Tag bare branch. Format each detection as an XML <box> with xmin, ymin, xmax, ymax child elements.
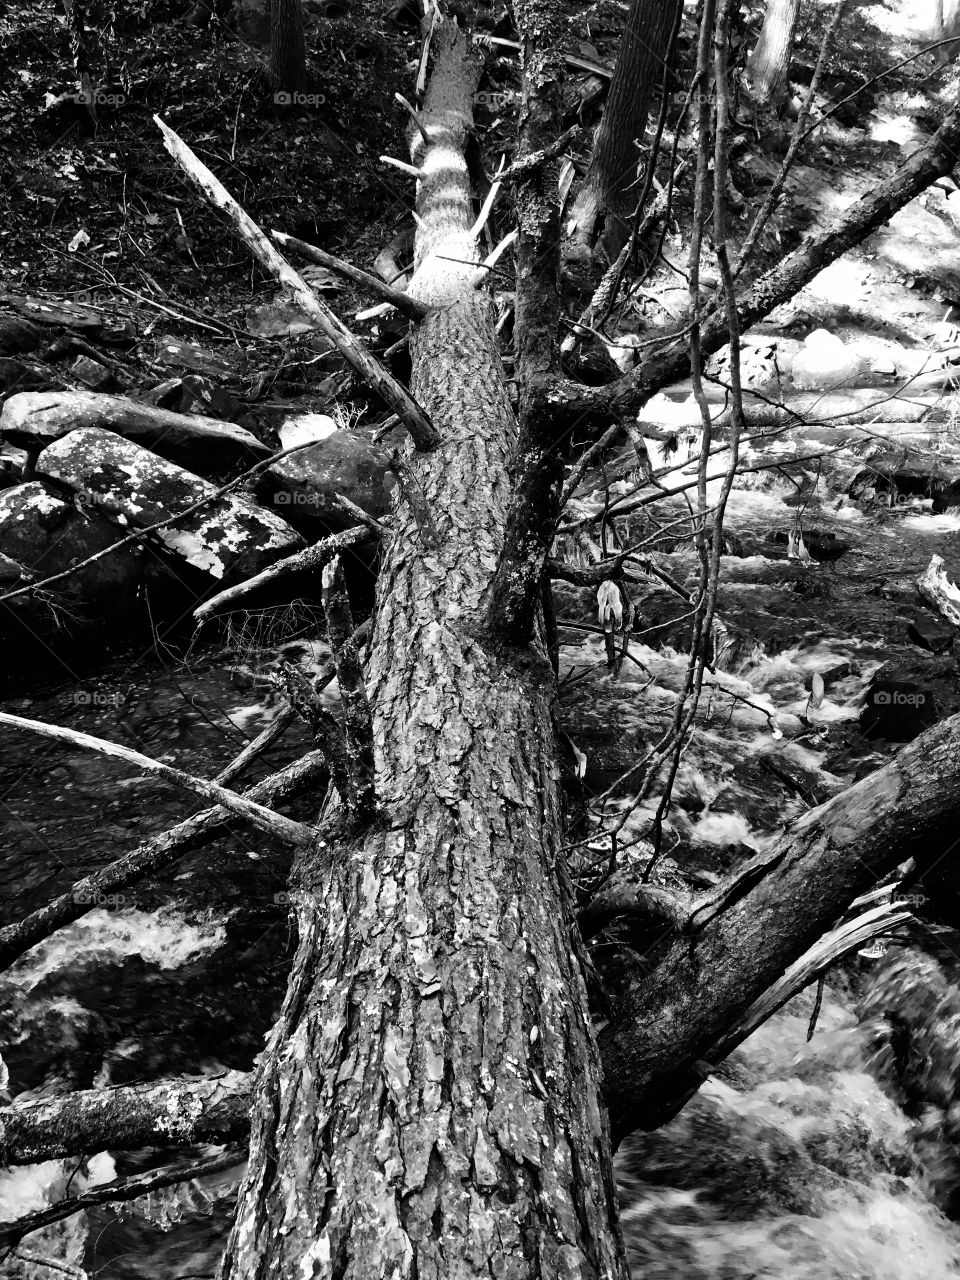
<box><xmin>0</xmin><ymin>713</ymin><xmax>318</xmax><ymax>848</ymax></box>
<box><xmin>271</xmin><ymin>231</ymin><xmax>429</xmax><ymax>321</ymax></box>
<box><xmin>572</xmin><ymin>95</ymin><xmax>960</xmax><ymax>421</ymax></box>
<box><xmin>155</xmin><ymin>116</ymin><xmax>439</xmax><ymax>451</ymax></box>
<box><xmin>0</xmin><ymin>1071</ymin><xmax>254</xmax><ymax>1165</ymax></box>
<box><xmin>194</xmin><ymin>526</ymin><xmax>377</xmax><ymax>624</ymax></box>
<box><xmin>0</xmin><ymin>1150</ymin><xmax>245</xmax><ymax>1250</ymax></box>
<box><xmin>0</xmin><ymin>748</ymin><xmax>328</xmax><ymax>973</ymax></box>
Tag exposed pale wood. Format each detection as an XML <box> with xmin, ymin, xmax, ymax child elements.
<box><xmin>0</xmin><ymin>390</ymin><xmax>269</xmax><ymax>455</ymax></box>
<box><xmin>918</xmin><ymin>552</ymin><xmax>960</xmax><ymax>627</ymax></box>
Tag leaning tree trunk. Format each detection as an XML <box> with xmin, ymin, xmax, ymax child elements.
<box><xmin>746</xmin><ymin>0</ymin><xmax>801</xmax><ymax>106</ymax></box>
<box><xmin>567</xmin><ymin>0</ymin><xmax>682</xmax><ymax>260</ymax></box>
<box><xmin>220</xmin><ymin>21</ymin><xmax>628</xmax><ymax>1280</ymax></box>
<box><xmin>270</xmin><ymin>0</ymin><xmax>307</xmax><ymax>93</ymax></box>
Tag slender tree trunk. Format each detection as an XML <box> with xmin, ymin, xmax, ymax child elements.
<box><xmin>270</xmin><ymin>0</ymin><xmax>307</xmax><ymax>93</ymax></box>
<box><xmin>746</xmin><ymin>0</ymin><xmax>801</xmax><ymax>105</ymax></box>
<box><xmin>62</xmin><ymin>0</ymin><xmax>97</xmax><ymax>128</ymax></box>
<box><xmin>219</xmin><ymin>22</ymin><xmax>629</xmax><ymax>1279</ymax></box>
<box><xmin>567</xmin><ymin>0</ymin><xmax>682</xmax><ymax>260</ymax></box>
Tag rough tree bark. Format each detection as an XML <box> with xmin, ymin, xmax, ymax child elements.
<box><xmin>270</xmin><ymin>0</ymin><xmax>307</xmax><ymax>93</ymax></box>
<box><xmin>567</xmin><ymin>0</ymin><xmax>682</xmax><ymax>259</ymax></box>
<box><xmin>746</xmin><ymin>0</ymin><xmax>801</xmax><ymax>106</ymax></box>
<box><xmin>219</xmin><ymin>21</ymin><xmax>628</xmax><ymax>1280</ymax></box>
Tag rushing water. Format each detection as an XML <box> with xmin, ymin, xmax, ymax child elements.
<box><xmin>4</xmin><ymin>422</ymin><xmax>960</xmax><ymax>1277</ymax></box>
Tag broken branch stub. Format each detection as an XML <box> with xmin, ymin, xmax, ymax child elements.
<box><xmin>918</xmin><ymin>553</ymin><xmax>960</xmax><ymax>629</ymax></box>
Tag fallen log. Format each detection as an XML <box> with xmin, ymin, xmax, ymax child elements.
<box><xmin>598</xmin><ymin>708</ymin><xmax>960</xmax><ymax>1143</ymax></box>
<box><xmin>0</xmin><ymin>1071</ymin><xmax>254</xmax><ymax>1165</ymax></box>
<box><xmin>641</xmin><ymin>384</ymin><xmax>956</xmax><ymax>431</ymax></box>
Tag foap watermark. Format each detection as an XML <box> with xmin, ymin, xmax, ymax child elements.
<box><xmin>894</xmin><ymin>892</ymin><xmax>927</xmax><ymax>909</ymax></box>
<box><xmin>73</xmin><ymin>889</ymin><xmax>126</xmax><ymax>907</ymax></box>
<box><xmin>274</xmin><ymin>91</ymin><xmax>326</xmax><ymax>107</ymax></box>
<box><xmin>872</xmin><ymin>689</ymin><xmax>926</xmax><ymax>707</ymax></box>
<box><xmin>74</xmin><ymin>488</ymin><xmax>122</xmax><ymax>516</ymax></box>
<box><xmin>474</xmin><ymin>90</ymin><xmax>514</xmax><ymax>109</ymax></box>
<box><xmin>72</xmin><ymin>688</ymin><xmax>127</xmax><ymax>708</ymax></box>
<box><xmin>273</xmin><ymin>490</ymin><xmax>315</xmax><ymax>506</ymax></box>
<box><xmin>74</xmin><ymin>90</ymin><xmax>126</xmax><ymax>107</ymax></box>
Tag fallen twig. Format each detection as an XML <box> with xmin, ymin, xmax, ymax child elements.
<box><xmin>0</xmin><ymin>712</ymin><xmax>317</xmax><ymax>850</ymax></box>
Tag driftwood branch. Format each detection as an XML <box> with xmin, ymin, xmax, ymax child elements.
<box><xmin>0</xmin><ymin>713</ymin><xmax>317</xmax><ymax>851</ymax></box>
<box><xmin>0</xmin><ymin>1149</ymin><xmax>245</xmax><ymax>1249</ymax></box>
<box><xmin>194</xmin><ymin>526</ymin><xmax>376</xmax><ymax>623</ymax></box>
<box><xmin>271</xmin><ymin>230</ymin><xmax>429</xmax><ymax>321</ymax></box>
<box><xmin>0</xmin><ymin>748</ymin><xmax>327</xmax><ymax>972</ymax></box>
<box><xmin>213</xmin><ymin>706</ymin><xmax>295</xmax><ymax>787</ymax></box>
<box><xmin>155</xmin><ymin>116</ymin><xmax>439</xmax><ymax>451</ymax></box>
<box><xmin>0</xmin><ymin>1071</ymin><xmax>254</xmax><ymax>1165</ymax></box>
